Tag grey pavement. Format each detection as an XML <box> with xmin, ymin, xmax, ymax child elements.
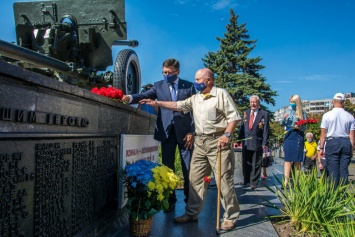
<box><xmin>115</xmin><ymin>152</ymin><xmax>285</xmax><ymax>237</ymax></box>
<box><xmin>114</xmin><ymin>153</ymin><xmax>355</xmax><ymax>237</ymax></box>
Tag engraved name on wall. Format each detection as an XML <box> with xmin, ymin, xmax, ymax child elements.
<box><xmin>0</xmin><ymin>136</ymin><xmax>118</xmax><ymax>236</ymax></box>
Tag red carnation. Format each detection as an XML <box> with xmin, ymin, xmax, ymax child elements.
<box><xmin>91</xmin><ymin>87</ymin><xmax>99</xmax><ymax>93</ymax></box>
<box><xmin>204</xmin><ymin>176</ymin><xmax>211</xmax><ymax>183</ymax></box>
<box><xmin>91</xmin><ymin>86</ymin><xmax>124</xmax><ymax>100</ymax></box>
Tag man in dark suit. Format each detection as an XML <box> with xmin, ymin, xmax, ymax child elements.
<box><xmin>122</xmin><ymin>58</ymin><xmax>195</xmax><ymax>211</ymax></box>
<box><xmin>138</xmin><ymin>84</ymin><xmax>157</xmax><ymax>115</ymax></box>
<box><xmin>237</xmin><ymin>95</ymin><xmax>269</xmax><ymax>189</ymax></box>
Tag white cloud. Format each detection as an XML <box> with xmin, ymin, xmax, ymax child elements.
<box><xmin>173</xmin><ymin>0</ymin><xmax>238</xmax><ymax>10</ymax></box>
<box><xmin>301</xmin><ymin>74</ymin><xmax>343</xmax><ymax>81</ymax></box>
<box><xmin>212</xmin><ymin>0</ymin><xmax>237</xmax><ymax>10</ymax></box>
<box><xmin>173</xmin><ymin>0</ymin><xmax>189</xmax><ymax>5</ymax></box>
<box><xmin>275</xmin><ymin>80</ymin><xmax>292</xmax><ymax>83</ymax></box>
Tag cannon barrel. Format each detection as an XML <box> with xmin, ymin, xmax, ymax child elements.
<box><xmin>0</xmin><ymin>39</ymin><xmax>73</xmax><ymax>73</ymax></box>
<box><xmin>112</xmin><ymin>40</ymin><xmax>139</xmax><ymax>47</ymax></box>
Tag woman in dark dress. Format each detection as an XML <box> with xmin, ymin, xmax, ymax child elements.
<box><xmin>280</xmin><ymin>94</ymin><xmax>307</xmax><ymax>186</ymax></box>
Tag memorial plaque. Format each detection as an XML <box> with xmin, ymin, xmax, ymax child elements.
<box><xmin>0</xmin><ymin>135</ymin><xmax>118</xmax><ymax>236</ymax></box>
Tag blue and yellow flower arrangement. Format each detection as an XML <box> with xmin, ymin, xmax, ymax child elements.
<box><xmin>123</xmin><ymin>160</ymin><xmax>181</xmax><ymax>220</ymax></box>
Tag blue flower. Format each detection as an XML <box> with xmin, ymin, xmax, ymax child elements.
<box><xmin>123</xmin><ymin>160</ymin><xmax>179</xmax><ymax>220</ymax></box>
<box><xmin>125</xmin><ymin>160</ymin><xmax>160</xmax><ymax>188</ymax></box>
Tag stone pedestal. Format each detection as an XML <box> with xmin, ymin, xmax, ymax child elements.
<box><xmin>0</xmin><ymin>61</ymin><xmax>156</xmax><ymax>236</ymax></box>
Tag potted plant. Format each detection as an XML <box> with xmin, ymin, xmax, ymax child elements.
<box><xmin>122</xmin><ymin>160</ymin><xmax>181</xmax><ymax>236</ymax></box>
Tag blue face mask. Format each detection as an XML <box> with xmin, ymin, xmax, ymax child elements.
<box><xmin>290</xmin><ymin>103</ymin><xmax>296</xmax><ymax>109</ymax></box>
<box><xmin>163</xmin><ymin>74</ymin><xmax>177</xmax><ymax>83</ymax></box>
<box><xmin>307</xmin><ymin>139</ymin><xmax>313</xmax><ymax>142</ymax></box>
<box><xmin>194</xmin><ymin>81</ymin><xmax>207</xmax><ymax>92</ymax></box>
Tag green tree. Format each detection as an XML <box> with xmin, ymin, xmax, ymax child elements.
<box><xmin>270</xmin><ymin>121</ymin><xmax>285</xmax><ymax>144</ymax></box>
<box><xmin>305</xmin><ymin>113</ymin><xmax>322</xmax><ymax>141</ymax></box>
<box><xmin>202</xmin><ymin>9</ymin><xmax>277</xmax><ymax>113</ymax></box>
<box><xmin>344</xmin><ymin>99</ymin><xmax>355</xmax><ymax>116</ymax></box>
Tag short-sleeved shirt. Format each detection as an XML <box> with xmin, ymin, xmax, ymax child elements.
<box><xmin>304</xmin><ymin>141</ymin><xmax>318</xmax><ymax>158</ymax></box>
<box><xmin>320</xmin><ymin>108</ymin><xmax>355</xmax><ymax>137</ymax></box>
<box><xmin>177</xmin><ymin>87</ymin><xmax>241</xmax><ymax>135</ymax></box>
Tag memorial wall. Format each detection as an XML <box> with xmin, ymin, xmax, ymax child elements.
<box><xmin>0</xmin><ymin>61</ymin><xmax>156</xmax><ymax>236</ymax></box>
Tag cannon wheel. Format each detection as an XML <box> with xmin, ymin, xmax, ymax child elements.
<box><xmin>113</xmin><ymin>49</ymin><xmax>141</xmax><ymax>94</ymax></box>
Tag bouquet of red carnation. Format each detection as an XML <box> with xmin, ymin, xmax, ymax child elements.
<box><xmin>295</xmin><ymin>118</ymin><xmax>319</xmax><ymax>137</ymax></box>
<box><xmin>91</xmin><ymin>86</ymin><xmax>124</xmax><ymax>100</ymax></box>
<box><xmin>295</xmin><ymin>118</ymin><xmax>317</xmax><ymax>126</ymax></box>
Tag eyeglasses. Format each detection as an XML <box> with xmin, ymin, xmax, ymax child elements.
<box><xmin>162</xmin><ymin>70</ymin><xmax>177</xmax><ymax>76</ymax></box>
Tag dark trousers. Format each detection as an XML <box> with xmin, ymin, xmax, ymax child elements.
<box><xmin>325</xmin><ymin>138</ymin><xmax>352</xmax><ymax>189</ymax></box>
<box><xmin>242</xmin><ymin>149</ymin><xmax>262</xmax><ymax>186</ymax></box>
<box><xmin>161</xmin><ymin>125</ymin><xmax>191</xmax><ymax>204</ymax></box>
<box><xmin>320</xmin><ymin>158</ymin><xmax>328</xmax><ymax>177</ymax></box>
<box><xmin>303</xmin><ymin>157</ymin><xmax>316</xmax><ymax>171</ymax></box>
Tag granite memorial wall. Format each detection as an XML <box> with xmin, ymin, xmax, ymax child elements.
<box><xmin>0</xmin><ymin>61</ymin><xmax>156</xmax><ymax>236</ymax></box>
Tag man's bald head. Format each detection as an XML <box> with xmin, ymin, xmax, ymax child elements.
<box><xmin>195</xmin><ymin>68</ymin><xmax>214</xmax><ymax>81</ymax></box>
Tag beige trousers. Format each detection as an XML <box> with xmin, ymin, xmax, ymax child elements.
<box><xmin>185</xmin><ymin>135</ymin><xmax>240</xmax><ymax>223</ymax></box>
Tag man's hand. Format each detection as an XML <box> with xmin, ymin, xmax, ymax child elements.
<box><xmin>183</xmin><ymin>133</ymin><xmax>194</xmax><ymax>149</ymax></box>
<box><xmin>217</xmin><ymin>135</ymin><xmax>230</xmax><ymax>148</ymax></box>
<box><xmin>318</xmin><ymin>150</ymin><xmax>325</xmax><ymax>159</ymax></box>
<box><xmin>318</xmin><ymin>162</ymin><xmax>323</xmax><ymax>170</ymax></box>
<box><xmin>139</xmin><ymin>99</ymin><xmax>155</xmax><ymax>105</ymax></box>
<box><xmin>122</xmin><ymin>95</ymin><xmax>131</xmax><ymax>103</ymax></box>
<box><xmin>283</xmin><ymin>113</ymin><xmax>289</xmax><ymax>120</ymax></box>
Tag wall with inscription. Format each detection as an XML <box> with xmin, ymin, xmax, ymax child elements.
<box><xmin>0</xmin><ymin>61</ymin><xmax>157</xmax><ymax>236</ymax></box>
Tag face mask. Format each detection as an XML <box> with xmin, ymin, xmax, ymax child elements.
<box><xmin>307</xmin><ymin>139</ymin><xmax>312</xmax><ymax>142</ymax></box>
<box><xmin>163</xmin><ymin>74</ymin><xmax>177</xmax><ymax>83</ymax></box>
<box><xmin>290</xmin><ymin>103</ymin><xmax>296</xmax><ymax>109</ymax></box>
<box><xmin>194</xmin><ymin>81</ymin><xmax>207</xmax><ymax>92</ymax></box>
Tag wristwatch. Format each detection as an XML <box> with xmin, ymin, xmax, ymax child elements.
<box><xmin>224</xmin><ymin>132</ymin><xmax>231</xmax><ymax>139</ymax></box>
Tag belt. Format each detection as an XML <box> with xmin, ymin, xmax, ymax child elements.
<box><xmin>326</xmin><ymin>137</ymin><xmax>349</xmax><ymax>140</ymax></box>
<box><xmin>196</xmin><ymin>130</ymin><xmax>225</xmax><ymax>138</ymax></box>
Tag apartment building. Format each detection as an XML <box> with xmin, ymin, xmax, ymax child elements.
<box><xmin>273</xmin><ymin>92</ymin><xmax>355</xmax><ymax>121</ymax></box>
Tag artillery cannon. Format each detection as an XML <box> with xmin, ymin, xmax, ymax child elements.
<box><xmin>0</xmin><ymin>0</ymin><xmax>141</xmax><ymax>94</ymax></box>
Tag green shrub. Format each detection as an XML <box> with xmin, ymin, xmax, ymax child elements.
<box><xmin>263</xmin><ymin>169</ymin><xmax>355</xmax><ymax>235</ymax></box>
<box><xmin>158</xmin><ymin>145</ymin><xmax>183</xmax><ymax>180</ymax></box>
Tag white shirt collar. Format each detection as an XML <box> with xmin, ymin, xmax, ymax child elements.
<box><xmin>251</xmin><ymin>107</ymin><xmax>260</xmax><ymax>113</ymax></box>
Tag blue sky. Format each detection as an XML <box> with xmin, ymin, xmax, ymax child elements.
<box><xmin>1</xmin><ymin>0</ymin><xmax>354</xmax><ymax>112</ymax></box>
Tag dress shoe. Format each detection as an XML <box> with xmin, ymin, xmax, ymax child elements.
<box><xmin>164</xmin><ymin>203</ymin><xmax>175</xmax><ymax>213</ymax></box>
<box><xmin>220</xmin><ymin>220</ymin><xmax>235</xmax><ymax>231</ymax></box>
<box><xmin>250</xmin><ymin>185</ymin><xmax>257</xmax><ymax>190</ymax></box>
<box><xmin>173</xmin><ymin>214</ymin><xmax>198</xmax><ymax>223</ymax></box>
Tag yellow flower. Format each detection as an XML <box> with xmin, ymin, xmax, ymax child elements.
<box><xmin>157</xmin><ymin>193</ymin><xmax>164</xmax><ymax>201</ymax></box>
<box><xmin>147</xmin><ymin>181</ymin><xmax>155</xmax><ymax>191</ymax></box>
<box><xmin>156</xmin><ymin>184</ymin><xmax>164</xmax><ymax>193</ymax></box>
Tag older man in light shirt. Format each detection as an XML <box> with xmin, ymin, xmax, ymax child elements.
<box><xmin>140</xmin><ymin>68</ymin><xmax>241</xmax><ymax>231</ymax></box>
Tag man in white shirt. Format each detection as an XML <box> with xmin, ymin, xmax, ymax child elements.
<box><xmin>318</xmin><ymin>93</ymin><xmax>355</xmax><ymax>189</ymax></box>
